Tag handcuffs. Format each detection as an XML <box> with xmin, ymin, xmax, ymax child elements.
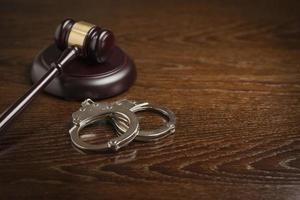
<box><xmin>69</xmin><ymin>99</ymin><xmax>176</xmax><ymax>152</ymax></box>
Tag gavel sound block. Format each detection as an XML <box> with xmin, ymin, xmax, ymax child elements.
<box><xmin>0</xmin><ymin>19</ymin><xmax>136</xmax><ymax>133</ymax></box>
<box><xmin>31</xmin><ymin>44</ymin><xmax>136</xmax><ymax>100</ymax></box>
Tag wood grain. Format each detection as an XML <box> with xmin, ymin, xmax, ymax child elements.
<box><xmin>0</xmin><ymin>0</ymin><xmax>300</xmax><ymax>199</ymax></box>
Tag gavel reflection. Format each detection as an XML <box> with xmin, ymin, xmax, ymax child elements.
<box><xmin>0</xmin><ymin>19</ymin><xmax>115</xmax><ymax>132</ymax></box>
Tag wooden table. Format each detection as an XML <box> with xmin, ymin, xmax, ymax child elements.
<box><xmin>0</xmin><ymin>0</ymin><xmax>300</xmax><ymax>199</ymax></box>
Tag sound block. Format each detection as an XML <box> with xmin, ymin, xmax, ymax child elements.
<box><xmin>31</xmin><ymin>44</ymin><xmax>136</xmax><ymax>100</ymax></box>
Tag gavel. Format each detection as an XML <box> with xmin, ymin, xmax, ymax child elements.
<box><xmin>0</xmin><ymin>19</ymin><xmax>115</xmax><ymax>132</ymax></box>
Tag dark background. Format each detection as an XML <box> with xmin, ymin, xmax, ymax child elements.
<box><xmin>0</xmin><ymin>0</ymin><xmax>300</xmax><ymax>199</ymax></box>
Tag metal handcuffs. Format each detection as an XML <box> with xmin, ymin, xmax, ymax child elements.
<box><xmin>69</xmin><ymin>99</ymin><xmax>176</xmax><ymax>152</ymax></box>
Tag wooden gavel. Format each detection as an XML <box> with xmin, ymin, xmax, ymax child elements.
<box><xmin>0</xmin><ymin>19</ymin><xmax>115</xmax><ymax>132</ymax></box>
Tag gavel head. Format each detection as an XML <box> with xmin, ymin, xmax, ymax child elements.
<box><xmin>54</xmin><ymin>19</ymin><xmax>115</xmax><ymax>63</ymax></box>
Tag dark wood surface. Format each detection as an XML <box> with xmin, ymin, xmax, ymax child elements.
<box><xmin>0</xmin><ymin>0</ymin><xmax>300</xmax><ymax>199</ymax></box>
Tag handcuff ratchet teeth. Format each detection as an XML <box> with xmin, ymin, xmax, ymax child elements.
<box><xmin>111</xmin><ymin>100</ymin><xmax>176</xmax><ymax>142</ymax></box>
<box><xmin>69</xmin><ymin>99</ymin><xmax>139</xmax><ymax>152</ymax></box>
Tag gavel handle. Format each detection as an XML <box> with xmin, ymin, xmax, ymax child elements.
<box><xmin>0</xmin><ymin>67</ymin><xmax>59</xmax><ymax>132</ymax></box>
<box><xmin>0</xmin><ymin>46</ymin><xmax>80</xmax><ymax>133</ymax></box>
